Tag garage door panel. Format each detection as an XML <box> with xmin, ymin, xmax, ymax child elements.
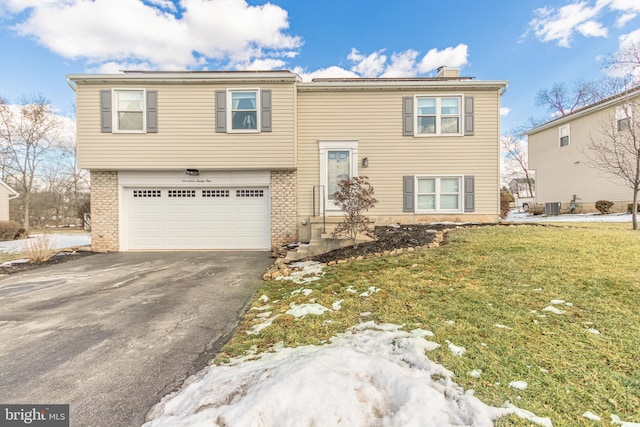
<box><xmin>126</xmin><ymin>187</ymin><xmax>269</xmax><ymax>250</ymax></box>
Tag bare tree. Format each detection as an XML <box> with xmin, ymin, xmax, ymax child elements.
<box><xmin>332</xmin><ymin>176</ymin><xmax>378</xmax><ymax>248</ymax></box>
<box><xmin>501</xmin><ymin>132</ymin><xmax>534</xmax><ymax>198</ymax></box>
<box><xmin>605</xmin><ymin>41</ymin><xmax>640</xmax><ymax>81</ymax></box>
<box><xmin>0</xmin><ymin>96</ymin><xmax>63</xmax><ymax>231</ymax></box>
<box><xmin>587</xmin><ymin>97</ymin><xmax>640</xmax><ymax>230</ymax></box>
<box><xmin>536</xmin><ymin>79</ymin><xmax>629</xmax><ymax>117</ymax></box>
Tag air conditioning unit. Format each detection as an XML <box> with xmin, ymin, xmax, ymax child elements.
<box><xmin>545</xmin><ymin>202</ymin><xmax>561</xmax><ymax>216</ymax></box>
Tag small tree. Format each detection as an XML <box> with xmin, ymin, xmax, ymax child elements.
<box><xmin>331</xmin><ymin>176</ymin><xmax>378</xmax><ymax>248</ymax></box>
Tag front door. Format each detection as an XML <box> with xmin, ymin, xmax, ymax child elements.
<box><xmin>319</xmin><ymin>140</ymin><xmax>358</xmax><ymax>212</ymax></box>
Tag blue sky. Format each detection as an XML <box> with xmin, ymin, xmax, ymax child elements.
<box><xmin>0</xmin><ymin>0</ymin><xmax>639</xmax><ymax>132</ymax></box>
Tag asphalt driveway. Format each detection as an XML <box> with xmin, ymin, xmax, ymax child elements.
<box><xmin>0</xmin><ymin>251</ymin><xmax>272</xmax><ymax>427</ymax></box>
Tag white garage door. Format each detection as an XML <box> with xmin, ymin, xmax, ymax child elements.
<box><xmin>125</xmin><ymin>187</ymin><xmax>270</xmax><ymax>250</ymax></box>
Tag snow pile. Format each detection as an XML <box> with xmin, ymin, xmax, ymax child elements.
<box><xmin>144</xmin><ymin>322</ymin><xmax>551</xmax><ymax>427</ymax></box>
<box><xmin>0</xmin><ymin>233</ymin><xmax>91</xmax><ymax>254</ymax></box>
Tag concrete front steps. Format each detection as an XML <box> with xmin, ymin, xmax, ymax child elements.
<box><xmin>285</xmin><ymin>216</ymin><xmax>374</xmax><ymax>261</ymax></box>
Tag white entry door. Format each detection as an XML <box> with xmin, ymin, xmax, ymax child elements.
<box><xmin>125</xmin><ymin>187</ymin><xmax>270</xmax><ymax>250</ymax></box>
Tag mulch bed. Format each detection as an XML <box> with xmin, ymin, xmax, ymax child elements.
<box><xmin>308</xmin><ymin>223</ymin><xmax>467</xmax><ymax>264</ymax></box>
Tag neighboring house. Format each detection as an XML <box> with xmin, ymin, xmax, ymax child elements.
<box><xmin>0</xmin><ymin>181</ymin><xmax>19</xmax><ymax>222</ymax></box>
<box><xmin>527</xmin><ymin>88</ymin><xmax>640</xmax><ymax>213</ymax></box>
<box><xmin>508</xmin><ymin>178</ymin><xmax>535</xmax><ymax>198</ymax></box>
<box><xmin>68</xmin><ymin>68</ymin><xmax>507</xmax><ymax>252</ymax></box>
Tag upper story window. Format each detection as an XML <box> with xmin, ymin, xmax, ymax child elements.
<box><xmin>114</xmin><ymin>89</ymin><xmax>145</xmax><ymax>132</ymax></box>
<box><xmin>216</xmin><ymin>89</ymin><xmax>272</xmax><ymax>133</ymax></box>
<box><xmin>100</xmin><ymin>89</ymin><xmax>157</xmax><ymax>134</ymax></box>
<box><xmin>559</xmin><ymin>125</ymin><xmax>570</xmax><ymax>147</ymax></box>
<box><xmin>616</xmin><ymin>104</ymin><xmax>632</xmax><ymax>132</ymax></box>
<box><xmin>230</xmin><ymin>90</ymin><xmax>258</xmax><ymax>131</ymax></box>
<box><xmin>415</xmin><ymin>96</ymin><xmax>462</xmax><ymax>136</ymax></box>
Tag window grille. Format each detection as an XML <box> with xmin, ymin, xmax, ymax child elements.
<box><xmin>236</xmin><ymin>189</ymin><xmax>264</xmax><ymax>197</ymax></box>
<box><xmin>202</xmin><ymin>189</ymin><xmax>230</xmax><ymax>198</ymax></box>
<box><xmin>168</xmin><ymin>189</ymin><xmax>196</xmax><ymax>198</ymax></box>
<box><xmin>133</xmin><ymin>190</ymin><xmax>161</xmax><ymax>198</ymax></box>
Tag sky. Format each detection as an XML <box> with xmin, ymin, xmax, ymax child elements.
<box><xmin>0</xmin><ymin>0</ymin><xmax>639</xmax><ymax>132</ymax></box>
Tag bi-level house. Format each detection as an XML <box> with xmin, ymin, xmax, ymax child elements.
<box><xmin>68</xmin><ymin>68</ymin><xmax>507</xmax><ymax>252</ymax></box>
<box><xmin>527</xmin><ymin>87</ymin><xmax>640</xmax><ymax>213</ymax></box>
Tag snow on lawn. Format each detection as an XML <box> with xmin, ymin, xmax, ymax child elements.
<box><xmin>0</xmin><ymin>233</ymin><xmax>90</xmax><ymax>254</ymax></box>
<box><xmin>505</xmin><ymin>210</ymin><xmax>633</xmax><ymax>223</ymax></box>
<box><xmin>143</xmin><ymin>322</ymin><xmax>552</xmax><ymax>427</ymax></box>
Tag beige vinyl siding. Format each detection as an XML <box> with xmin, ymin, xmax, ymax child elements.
<box><xmin>0</xmin><ymin>186</ymin><xmax>11</xmax><ymax>221</ymax></box>
<box><xmin>296</xmin><ymin>89</ymin><xmax>501</xmax><ymax>217</ymax></box>
<box><xmin>76</xmin><ymin>83</ymin><xmax>296</xmax><ymax>170</ymax></box>
<box><xmin>528</xmin><ymin>105</ymin><xmax>630</xmax><ymax>206</ymax></box>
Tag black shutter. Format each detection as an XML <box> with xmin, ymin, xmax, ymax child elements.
<box><xmin>215</xmin><ymin>90</ymin><xmax>226</xmax><ymax>133</ymax></box>
<box><xmin>100</xmin><ymin>90</ymin><xmax>112</xmax><ymax>133</ymax></box>
<box><xmin>464</xmin><ymin>175</ymin><xmax>475</xmax><ymax>212</ymax></box>
<box><xmin>403</xmin><ymin>96</ymin><xmax>414</xmax><ymax>136</ymax></box>
<box><xmin>146</xmin><ymin>90</ymin><xmax>158</xmax><ymax>133</ymax></box>
<box><xmin>403</xmin><ymin>176</ymin><xmax>415</xmax><ymax>212</ymax></box>
<box><xmin>261</xmin><ymin>89</ymin><xmax>272</xmax><ymax>132</ymax></box>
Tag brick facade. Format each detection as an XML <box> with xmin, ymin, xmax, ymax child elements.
<box><xmin>90</xmin><ymin>171</ymin><xmax>119</xmax><ymax>252</ymax></box>
<box><xmin>270</xmin><ymin>170</ymin><xmax>298</xmax><ymax>250</ymax></box>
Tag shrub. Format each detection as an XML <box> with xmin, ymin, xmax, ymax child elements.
<box><xmin>332</xmin><ymin>176</ymin><xmax>378</xmax><ymax>248</ymax></box>
<box><xmin>528</xmin><ymin>203</ymin><xmax>545</xmax><ymax>215</ymax></box>
<box><xmin>0</xmin><ymin>220</ymin><xmax>22</xmax><ymax>241</ymax></box>
<box><xmin>21</xmin><ymin>233</ymin><xmax>55</xmax><ymax>263</ymax></box>
<box><xmin>595</xmin><ymin>200</ymin><xmax>615</xmax><ymax>215</ymax></box>
<box><xmin>627</xmin><ymin>203</ymin><xmax>640</xmax><ymax>213</ymax></box>
<box><xmin>500</xmin><ymin>190</ymin><xmax>512</xmax><ymax>219</ymax></box>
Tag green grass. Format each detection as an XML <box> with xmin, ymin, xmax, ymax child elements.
<box><xmin>218</xmin><ymin>224</ymin><xmax>640</xmax><ymax>426</ymax></box>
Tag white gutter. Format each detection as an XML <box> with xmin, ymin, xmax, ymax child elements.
<box><xmin>66</xmin><ymin>76</ymin><xmax>76</xmax><ymax>92</ymax></box>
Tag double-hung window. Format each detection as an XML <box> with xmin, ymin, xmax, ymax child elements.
<box><xmin>114</xmin><ymin>89</ymin><xmax>145</xmax><ymax>132</ymax></box>
<box><xmin>416</xmin><ymin>96</ymin><xmax>462</xmax><ymax>136</ymax></box>
<box><xmin>229</xmin><ymin>90</ymin><xmax>259</xmax><ymax>131</ymax></box>
<box><xmin>416</xmin><ymin>176</ymin><xmax>461</xmax><ymax>212</ymax></box>
<box><xmin>559</xmin><ymin>125</ymin><xmax>570</xmax><ymax>147</ymax></box>
<box><xmin>616</xmin><ymin>104</ymin><xmax>632</xmax><ymax>132</ymax></box>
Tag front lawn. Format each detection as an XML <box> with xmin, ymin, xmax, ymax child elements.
<box><xmin>218</xmin><ymin>224</ymin><xmax>640</xmax><ymax>426</ymax></box>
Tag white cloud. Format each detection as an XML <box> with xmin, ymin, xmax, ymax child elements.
<box><xmin>528</xmin><ymin>2</ymin><xmax>607</xmax><ymax>48</ymax></box>
<box><xmin>348</xmin><ymin>49</ymin><xmax>388</xmax><ymax>77</ymax></box>
<box><xmin>380</xmin><ymin>50</ymin><xmax>419</xmax><ymax>78</ymax></box>
<box><xmin>615</xmin><ymin>12</ymin><xmax>636</xmax><ymax>27</ymax></box>
<box><xmin>417</xmin><ymin>44</ymin><xmax>469</xmax><ymax>73</ymax></box>
<box><xmin>501</xmin><ymin>107</ymin><xmax>511</xmax><ymax>117</ymax></box>
<box><xmin>294</xmin><ymin>66</ymin><xmax>359</xmax><ymax>82</ymax></box>
<box><xmin>5</xmin><ymin>0</ymin><xmax>302</xmax><ymax>70</ymax></box>
<box><xmin>577</xmin><ymin>20</ymin><xmax>609</xmax><ymax>37</ymax></box>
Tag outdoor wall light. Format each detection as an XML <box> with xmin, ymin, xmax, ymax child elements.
<box><xmin>362</xmin><ymin>157</ymin><xmax>369</xmax><ymax>167</ymax></box>
<box><xmin>186</xmin><ymin>168</ymin><xmax>200</xmax><ymax>176</ymax></box>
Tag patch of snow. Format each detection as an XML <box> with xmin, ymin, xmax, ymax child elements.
<box><xmin>290</xmin><ymin>288</ymin><xmax>313</xmax><ymax>297</ymax></box>
<box><xmin>255</xmin><ymin>312</ymin><xmax>272</xmax><ymax>319</ymax></box>
<box><xmin>495</xmin><ymin>324</ymin><xmax>513</xmax><ymax>330</ymax></box>
<box><xmin>359</xmin><ymin>312</ymin><xmax>372</xmax><ymax>317</ymax></box>
<box><xmin>509</xmin><ymin>381</ymin><xmax>528</xmax><ymax>390</ymax></box>
<box><xmin>446</xmin><ymin>340</ymin><xmax>466</xmax><ymax>356</ymax></box>
<box><xmin>276</xmin><ymin>261</ymin><xmax>325</xmax><ymax>284</ymax></box>
<box><xmin>469</xmin><ymin>369</ymin><xmax>482</xmax><ymax>378</ymax></box>
<box><xmin>286</xmin><ymin>303</ymin><xmax>330</xmax><ymax>318</ymax></box>
<box><xmin>444</xmin><ymin>320</ymin><xmax>455</xmax><ymax>325</ymax></box>
<box><xmin>534</xmin><ymin>288</ymin><xmax>543</xmax><ymax>291</ymax></box>
<box><xmin>259</xmin><ymin>294</ymin><xmax>269</xmax><ymax>303</ymax></box>
<box><xmin>251</xmin><ymin>304</ymin><xmax>272</xmax><ymax>311</ymax></box>
<box><xmin>539</xmin><ymin>368</ymin><xmax>549</xmax><ymax>374</ymax></box>
<box><xmin>346</xmin><ymin>286</ymin><xmax>358</xmax><ymax>293</ymax></box>
<box><xmin>246</xmin><ymin>314</ymin><xmax>281</xmax><ymax>335</ymax></box>
<box><xmin>410</xmin><ymin>328</ymin><xmax>434</xmax><ymax>338</ymax></box>
<box><xmin>542</xmin><ymin>305</ymin><xmax>566</xmax><ymax>315</ymax></box>
<box><xmin>611</xmin><ymin>414</ymin><xmax>640</xmax><ymax>426</ymax></box>
<box><xmin>359</xmin><ymin>286</ymin><xmax>380</xmax><ymax>297</ymax></box>
<box><xmin>0</xmin><ymin>233</ymin><xmax>91</xmax><ymax>254</ymax></box>
<box><xmin>586</xmin><ymin>328</ymin><xmax>601</xmax><ymax>335</ymax></box>
<box><xmin>565</xmin><ymin>302</ymin><xmax>574</xmax><ymax>307</ymax></box>
<box><xmin>506</xmin><ymin>210</ymin><xmax>632</xmax><ymax>223</ymax></box>
<box><xmin>332</xmin><ymin>300</ymin><xmax>343</xmax><ymax>311</ymax></box>
<box><xmin>550</xmin><ymin>299</ymin><xmax>565</xmax><ymax>305</ymax></box>
<box><xmin>582</xmin><ymin>411</ymin><xmax>602</xmax><ymax>421</ymax></box>
<box><xmin>145</xmin><ymin>323</ymin><xmax>550</xmax><ymax>427</ymax></box>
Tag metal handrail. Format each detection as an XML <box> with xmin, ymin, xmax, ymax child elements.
<box><xmin>312</xmin><ymin>185</ymin><xmax>326</xmax><ymax>234</ymax></box>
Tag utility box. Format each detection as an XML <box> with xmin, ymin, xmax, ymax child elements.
<box><xmin>545</xmin><ymin>202</ymin><xmax>561</xmax><ymax>216</ymax></box>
